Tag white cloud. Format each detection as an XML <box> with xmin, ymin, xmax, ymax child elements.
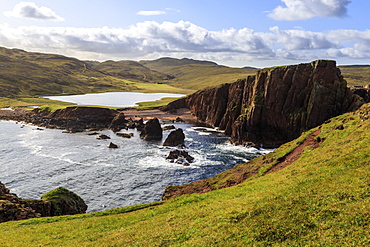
<box><xmin>137</xmin><ymin>10</ymin><xmax>166</xmax><ymax>16</ymax></box>
<box><xmin>268</xmin><ymin>0</ymin><xmax>351</xmax><ymax>21</ymax></box>
<box><xmin>0</xmin><ymin>21</ymin><xmax>369</xmax><ymax>65</ymax></box>
<box><xmin>4</xmin><ymin>1</ymin><xmax>65</xmax><ymax>21</ymax></box>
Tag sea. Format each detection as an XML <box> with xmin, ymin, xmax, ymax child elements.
<box><xmin>0</xmin><ymin>93</ymin><xmax>272</xmax><ymax>212</ymax></box>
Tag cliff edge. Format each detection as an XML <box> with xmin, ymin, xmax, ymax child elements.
<box><xmin>184</xmin><ymin>60</ymin><xmax>363</xmax><ymax>147</ymax></box>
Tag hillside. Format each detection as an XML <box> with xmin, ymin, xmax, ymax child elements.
<box><xmin>1</xmin><ymin>103</ymin><xmax>369</xmax><ymax>246</ymax></box>
<box><xmin>339</xmin><ymin>65</ymin><xmax>370</xmax><ymax>87</ymax></box>
<box><xmin>0</xmin><ymin>46</ymin><xmax>368</xmax><ymax>100</ymax></box>
<box><xmin>140</xmin><ymin>57</ymin><xmax>258</xmax><ymax>90</ymax></box>
<box><xmin>0</xmin><ymin>47</ymin><xmax>140</xmax><ymax>97</ymax></box>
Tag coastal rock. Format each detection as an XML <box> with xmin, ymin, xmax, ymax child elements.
<box><xmin>136</xmin><ymin>118</ymin><xmax>145</xmax><ymax>131</ymax></box>
<box><xmin>0</xmin><ymin>181</ymin><xmax>39</xmax><ymax>223</ymax></box>
<box><xmin>163</xmin><ymin>128</ymin><xmax>185</xmax><ymax>147</ymax></box>
<box><xmin>40</xmin><ymin>187</ymin><xmax>87</xmax><ymax>216</ymax></box>
<box><xmin>140</xmin><ymin>118</ymin><xmax>163</xmax><ymax>141</ymax></box>
<box><xmin>109</xmin><ymin>113</ymin><xmax>127</xmax><ymax>132</ymax></box>
<box><xmin>49</xmin><ymin>107</ymin><xmax>118</xmax><ymax>131</ymax></box>
<box><xmin>0</xmin><ymin>182</ymin><xmax>87</xmax><ymax>223</ymax></box>
<box><xmin>163</xmin><ymin>125</ymin><xmax>176</xmax><ymax>131</ymax></box>
<box><xmin>351</xmin><ymin>85</ymin><xmax>370</xmax><ymax>103</ymax></box>
<box><xmin>166</xmin><ymin>150</ymin><xmax>194</xmax><ymax>164</ymax></box>
<box><xmin>108</xmin><ymin>142</ymin><xmax>119</xmax><ymax>148</ymax></box>
<box><xmin>116</xmin><ymin>132</ymin><xmax>133</xmax><ymax>138</ymax></box>
<box><xmin>97</xmin><ymin>134</ymin><xmax>110</xmax><ymax>140</ymax></box>
<box><xmin>185</xmin><ymin>60</ymin><xmax>363</xmax><ymax>147</ymax></box>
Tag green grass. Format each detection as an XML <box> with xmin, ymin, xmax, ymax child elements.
<box><xmin>1</xmin><ymin>103</ymin><xmax>369</xmax><ymax>246</ymax></box>
<box><xmin>339</xmin><ymin>65</ymin><xmax>370</xmax><ymax>86</ymax></box>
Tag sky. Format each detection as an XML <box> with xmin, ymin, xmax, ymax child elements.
<box><xmin>0</xmin><ymin>0</ymin><xmax>369</xmax><ymax>68</ymax></box>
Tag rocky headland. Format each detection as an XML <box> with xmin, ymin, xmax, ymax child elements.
<box><xmin>164</xmin><ymin>60</ymin><xmax>364</xmax><ymax>148</ymax></box>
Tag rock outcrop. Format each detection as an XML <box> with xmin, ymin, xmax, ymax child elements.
<box><xmin>0</xmin><ymin>182</ymin><xmax>87</xmax><ymax>223</ymax></box>
<box><xmin>166</xmin><ymin>150</ymin><xmax>194</xmax><ymax>165</ymax></box>
<box><xmin>183</xmin><ymin>60</ymin><xmax>363</xmax><ymax>147</ymax></box>
<box><xmin>163</xmin><ymin>128</ymin><xmax>185</xmax><ymax>147</ymax></box>
<box><xmin>351</xmin><ymin>85</ymin><xmax>370</xmax><ymax>103</ymax></box>
<box><xmin>109</xmin><ymin>112</ymin><xmax>127</xmax><ymax>132</ymax></box>
<box><xmin>140</xmin><ymin>118</ymin><xmax>163</xmax><ymax>141</ymax></box>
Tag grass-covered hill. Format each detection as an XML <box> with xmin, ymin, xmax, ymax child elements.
<box><xmin>0</xmin><ymin>46</ymin><xmax>368</xmax><ymax>99</ymax></box>
<box><xmin>140</xmin><ymin>57</ymin><xmax>258</xmax><ymax>90</ymax></box>
<box><xmin>1</xmin><ymin>103</ymin><xmax>369</xmax><ymax>246</ymax></box>
<box><xmin>0</xmin><ymin>47</ymin><xmax>142</xmax><ymax>97</ymax></box>
<box><xmin>0</xmin><ymin>47</ymin><xmax>255</xmax><ymax>99</ymax></box>
<box><xmin>339</xmin><ymin>65</ymin><xmax>370</xmax><ymax>87</ymax></box>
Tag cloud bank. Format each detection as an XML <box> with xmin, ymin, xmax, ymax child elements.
<box><xmin>0</xmin><ymin>21</ymin><xmax>368</xmax><ymax>65</ymax></box>
<box><xmin>3</xmin><ymin>1</ymin><xmax>65</xmax><ymax>21</ymax></box>
<box><xmin>268</xmin><ymin>0</ymin><xmax>351</xmax><ymax>21</ymax></box>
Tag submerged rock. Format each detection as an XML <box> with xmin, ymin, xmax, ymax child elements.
<box><xmin>116</xmin><ymin>132</ymin><xmax>133</xmax><ymax>138</ymax></box>
<box><xmin>97</xmin><ymin>134</ymin><xmax>110</xmax><ymax>140</ymax></box>
<box><xmin>163</xmin><ymin>125</ymin><xmax>176</xmax><ymax>131</ymax></box>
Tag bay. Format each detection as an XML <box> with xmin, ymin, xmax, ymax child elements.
<box><xmin>0</xmin><ymin>120</ymin><xmax>272</xmax><ymax>212</ymax></box>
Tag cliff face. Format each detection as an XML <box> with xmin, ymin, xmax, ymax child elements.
<box><xmin>186</xmin><ymin>60</ymin><xmax>362</xmax><ymax>147</ymax></box>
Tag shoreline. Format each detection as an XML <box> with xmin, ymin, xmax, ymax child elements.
<box><xmin>0</xmin><ymin>107</ymin><xmax>199</xmax><ymax>129</ymax></box>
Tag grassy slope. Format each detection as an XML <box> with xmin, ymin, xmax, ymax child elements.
<box><xmin>339</xmin><ymin>65</ymin><xmax>370</xmax><ymax>87</ymax></box>
<box><xmin>1</xmin><ymin>103</ymin><xmax>369</xmax><ymax>246</ymax></box>
<box><xmin>140</xmin><ymin>57</ymin><xmax>258</xmax><ymax>90</ymax></box>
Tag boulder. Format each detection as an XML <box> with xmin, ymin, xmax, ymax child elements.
<box><xmin>109</xmin><ymin>113</ymin><xmax>127</xmax><ymax>132</ymax></box>
<box><xmin>163</xmin><ymin>125</ymin><xmax>176</xmax><ymax>131</ymax></box>
<box><xmin>116</xmin><ymin>132</ymin><xmax>133</xmax><ymax>138</ymax></box>
<box><xmin>136</xmin><ymin>118</ymin><xmax>145</xmax><ymax>131</ymax></box>
<box><xmin>351</xmin><ymin>86</ymin><xmax>370</xmax><ymax>103</ymax></box>
<box><xmin>108</xmin><ymin>142</ymin><xmax>119</xmax><ymax>148</ymax></box>
<box><xmin>97</xmin><ymin>134</ymin><xmax>110</xmax><ymax>140</ymax></box>
<box><xmin>40</xmin><ymin>187</ymin><xmax>87</xmax><ymax>216</ymax></box>
<box><xmin>163</xmin><ymin>128</ymin><xmax>185</xmax><ymax>147</ymax></box>
<box><xmin>166</xmin><ymin>150</ymin><xmax>194</xmax><ymax>165</ymax></box>
<box><xmin>140</xmin><ymin>118</ymin><xmax>163</xmax><ymax>141</ymax></box>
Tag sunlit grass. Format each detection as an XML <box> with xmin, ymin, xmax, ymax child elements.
<box><xmin>1</xmin><ymin>104</ymin><xmax>369</xmax><ymax>246</ymax></box>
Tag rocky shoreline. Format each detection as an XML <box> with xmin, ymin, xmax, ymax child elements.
<box><xmin>0</xmin><ymin>181</ymin><xmax>87</xmax><ymax>223</ymax></box>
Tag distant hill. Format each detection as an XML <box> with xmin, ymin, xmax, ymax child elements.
<box><xmin>0</xmin><ymin>47</ymin><xmax>256</xmax><ymax>98</ymax></box>
<box><xmin>0</xmin><ymin>46</ymin><xmax>368</xmax><ymax>98</ymax></box>
<box><xmin>0</xmin><ymin>47</ymin><xmax>138</xmax><ymax>97</ymax></box>
<box><xmin>140</xmin><ymin>57</ymin><xmax>258</xmax><ymax>90</ymax></box>
<box><xmin>339</xmin><ymin>65</ymin><xmax>370</xmax><ymax>87</ymax></box>
<box><xmin>86</xmin><ymin>60</ymin><xmax>174</xmax><ymax>83</ymax></box>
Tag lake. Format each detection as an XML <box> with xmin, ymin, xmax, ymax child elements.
<box><xmin>44</xmin><ymin>92</ymin><xmax>186</xmax><ymax>107</ymax></box>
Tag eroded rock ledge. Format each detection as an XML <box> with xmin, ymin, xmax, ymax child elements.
<box><xmin>165</xmin><ymin>60</ymin><xmax>363</xmax><ymax>148</ymax></box>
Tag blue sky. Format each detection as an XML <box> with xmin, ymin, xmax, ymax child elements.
<box><xmin>0</xmin><ymin>0</ymin><xmax>369</xmax><ymax>67</ymax></box>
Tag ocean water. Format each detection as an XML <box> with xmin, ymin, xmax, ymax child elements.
<box><xmin>0</xmin><ymin>120</ymin><xmax>272</xmax><ymax>213</ymax></box>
